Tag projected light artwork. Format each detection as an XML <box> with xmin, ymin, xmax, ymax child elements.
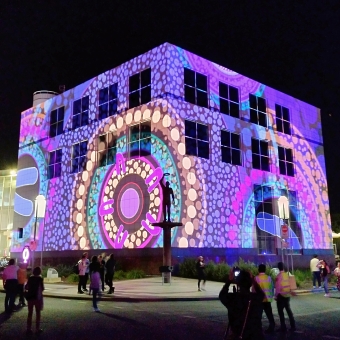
<box><xmin>12</xmin><ymin>43</ymin><xmax>332</xmax><ymax>255</ymax></box>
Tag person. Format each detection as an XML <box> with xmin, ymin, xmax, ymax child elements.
<box><xmin>105</xmin><ymin>254</ymin><xmax>116</xmax><ymax>294</ymax></box>
<box><xmin>2</xmin><ymin>258</ymin><xmax>19</xmax><ymax>313</ymax></box>
<box><xmin>160</xmin><ymin>174</ymin><xmax>175</xmax><ymax>222</ymax></box>
<box><xmin>219</xmin><ymin>269</ymin><xmax>265</xmax><ymax>340</ymax></box>
<box><xmin>196</xmin><ymin>256</ymin><xmax>206</xmax><ymax>291</ymax></box>
<box><xmin>333</xmin><ymin>262</ymin><xmax>340</xmax><ymax>291</ymax></box>
<box><xmin>318</xmin><ymin>259</ymin><xmax>330</xmax><ymax>297</ymax></box>
<box><xmin>17</xmin><ymin>262</ymin><xmax>28</xmax><ymax>307</ymax></box>
<box><xmin>77</xmin><ymin>254</ymin><xmax>88</xmax><ymax>294</ymax></box>
<box><xmin>25</xmin><ymin>266</ymin><xmax>44</xmax><ymax>335</ymax></box>
<box><xmin>310</xmin><ymin>254</ymin><xmax>321</xmax><ymax>289</ymax></box>
<box><xmin>90</xmin><ymin>258</ymin><xmax>101</xmax><ymax>312</ymax></box>
<box><xmin>254</xmin><ymin>264</ymin><xmax>275</xmax><ymax>333</ymax></box>
<box><xmin>82</xmin><ymin>252</ymin><xmax>90</xmax><ymax>292</ymax></box>
<box><xmin>275</xmin><ymin>262</ymin><xmax>296</xmax><ymax>332</ymax></box>
<box><xmin>98</xmin><ymin>254</ymin><xmax>106</xmax><ymax>292</ymax></box>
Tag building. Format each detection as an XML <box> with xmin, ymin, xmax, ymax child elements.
<box><xmin>12</xmin><ymin>43</ymin><xmax>333</xmax><ymax>267</ymax></box>
<box><xmin>0</xmin><ymin>170</ymin><xmax>16</xmax><ymax>257</ymax></box>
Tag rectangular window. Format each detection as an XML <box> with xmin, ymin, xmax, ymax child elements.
<box><xmin>249</xmin><ymin>94</ymin><xmax>267</xmax><ymax>127</ymax></box>
<box><xmin>185</xmin><ymin>120</ymin><xmax>209</xmax><ymax>159</ymax></box>
<box><xmin>129</xmin><ymin>68</ymin><xmax>151</xmax><ymax>108</ymax></box>
<box><xmin>251</xmin><ymin>138</ymin><xmax>270</xmax><ymax>171</ymax></box>
<box><xmin>72</xmin><ymin>96</ymin><xmax>89</xmax><ymax>130</ymax></box>
<box><xmin>275</xmin><ymin>104</ymin><xmax>291</xmax><ymax>135</ymax></box>
<box><xmin>254</xmin><ymin>185</ymin><xmax>276</xmax><ymax>255</ymax></box>
<box><xmin>48</xmin><ymin>149</ymin><xmax>63</xmax><ymax>179</ymax></box>
<box><xmin>278</xmin><ymin>146</ymin><xmax>294</xmax><ymax>176</ymax></box>
<box><xmin>221</xmin><ymin>130</ymin><xmax>241</xmax><ymax>165</ymax></box>
<box><xmin>99</xmin><ymin>83</ymin><xmax>118</xmax><ymax>120</ymax></box>
<box><xmin>71</xmin><ymin>141</ymin><xmax>88</xmax><ymax>173</ymax></box>
<box><xmin>129</xmin><ymin>121</ymin><xmax>151</xmax><ymax>157</ymax></box>
<box><xmin>184</xmin><ymin>68</ymin><xmax>208</xmax><ymax>108</ymax></box>
<box><xmin>98</xmin><ymin>132</ymin><xmax>117</xmax><ymax>167</ymax></box>
<box><xmin>50</xmin><ymin>106</ymin><xmax>64</xmax><ymax>137</ymax></box>
<box><xmin>219</xmin><ymin>82</ymin><xmax>239</xmax><ymax>118</ymax></box>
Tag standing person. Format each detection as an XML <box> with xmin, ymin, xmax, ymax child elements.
<box><xmin>77</xmin><ymin>254</ymin><xmax>87</xmax><ymax>294</ymax></box>
<box><xmin>82</xmin><ymin>252</ymin><xmax>90</xmax><ymax>292</ymax></box>
<box><xmin>318</xmin><ymin>260</ymin><xmax>331</xmax><ymax>297</ymax></box>
<box><xmin>98</xmin><ymin>254</ymin><xmax>106</xmax><ymax>292</ymax></box>
<box><xmin>90</xmin><ymin>258</ymin><xmax>101</xmax><ymax>312</ymax></box>
<box><xmin>333</xmin><ymin>262</ymin><xmax>340</xmax><ymax>291</ymax></box>
<box><xmin>254</xmin><ymin>264</ymin><xmax>275</xmax><ymax>333</ymax></box>
<box><xmin>2</xmin><ymin>258</ymin><xmax>19</xmax><ymax>313</ymax></box>
<box><xmin>275</xmin><ymin>262</ymin><xmax>296</xmax><ymax>333</ymax></box>
<box><xmin>160</xmin><ymin>174</ymin><xmax>175</xmax><ymax>222</ymax></box>
<box><xmin>310</xmin><ymin>254</ymin><xmax>321</xmax><ymax>289</ymax></box>
<box><xmin>17</xmin><ymin>262</ymin><xmax>28</xmax><ymax>307</ymax></box>
<box><xmin>105</xmin><ymin>254</ymin><xmax>116</xmax><ymax>294</ymax></box>
<box><xmin>219</xmin><ymin>270</ymin><xmax>265</xmax><ymax>340</ymax></box>
<box><xmin>25</xmin><ymin>266</ymin><xmax>44</xmax><ymax>335</ymax></box>
<box><xmin>196</xmin><ymin>256</ymin><xmax>206</xmax><ymax>291</ymax></box>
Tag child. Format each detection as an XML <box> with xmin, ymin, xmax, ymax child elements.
<box><xmin>25</xmin><ymin>266</ymin><xmax>44</xmax><ymax>334</ymax></box>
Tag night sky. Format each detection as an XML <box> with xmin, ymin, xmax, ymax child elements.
<box><xmin>1</xmin><ymin>1</ymin><xmax>340</xmax><ymax>213</ymax></box>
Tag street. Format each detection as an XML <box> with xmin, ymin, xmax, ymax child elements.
<box><xmin>0</xmin><ymin>292</ymin><xmax>340</xmax><ymax>339</ymax></box>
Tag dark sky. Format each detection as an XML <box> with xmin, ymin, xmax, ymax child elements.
<box><xmin>1</xmin><ymin>1</ymin><xmax>340</xmax><ymax>213</ymax></box>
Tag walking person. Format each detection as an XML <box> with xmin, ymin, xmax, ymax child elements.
<box><xmin>275</xmin><ymin>262</ymin><xmax>296</xmax><ymax>333</ymax></box>
<box><xmin>2</xmin><ymin>258</ymin><xmax>19</xmax><ymax>313</ymax></box>
<box><xmin>77</xmin><ymin>254</ymin><xmax>87</xmax><ymax>294</ymax></box>
<box><xmin>82</xmin><ymin>252</ymin><xmax>90</xmax><ymax>292</ymax></box>
<box><xmin>89</xmin><ymin>257</ymin><xmax>101</xmax><ymax>312</ymax></box>
<box><xmin>98</xmin><ymin>254</ymin><xmax>106</xmax><ymax>292</ymax></box>
<box><xmin>318</xmin><ymin>260</ymin><xmax>331</xmax><ymax>297</ymax></box>
<box><xmin>25</xmin><ymin>266</ymin><xmax>44</xmax><ymax>335</ymax></box>
<box><xmin>333</xmin><ymin>262</ymin><xmax>340</xmax><ymax>291</ymax></box>
<box><xmin>105</xmin><ymin>254</ymin><xmax>116</xmax><ymax>294</ymax></box>
<box><xmin>254</xmin><ymin>264</ymin><xmax>275</xmax><ymax>333</ymax></box>
<box><xmin>196</xmin><ymin>256</ymin><xmax>206</xmax><ymax>291</ymax></box>
<box><xmin>310</xmin><ymin>254</ymin><xmax>321</xmax><ymax>289</ymax></box>
<box><xmin>17</xmin><ymin>262</ymin><xmax>28</xmax><ymax>307</ymax></box>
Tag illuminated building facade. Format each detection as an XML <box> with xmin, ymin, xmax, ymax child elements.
<box><xmin>12</xmin><ymin>43</ymin><xmax>333</xmax><ymax>265</ymax></box>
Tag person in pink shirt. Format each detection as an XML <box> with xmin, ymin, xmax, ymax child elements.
<box><xmin>2</xmin><ymin>258</ymin><xmax>19</xmax><ymax>313</ymax></box>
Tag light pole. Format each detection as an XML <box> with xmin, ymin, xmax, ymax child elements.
<box><xmin>277</xmin><ymin>196</ymin><xmax>293</xmax><ymax>273</ymax></box>
<box><xmin>32</xmin><ymin>195</ymin><xmax>46</xmax><ymax>268</ymax></box>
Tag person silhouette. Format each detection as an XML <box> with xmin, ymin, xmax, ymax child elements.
<box><xmin>160</xmin><ymin>174</ymin><xmax>175</xmax><ymax>222</ymax></box>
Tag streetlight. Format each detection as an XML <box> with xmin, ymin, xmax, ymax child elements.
<box><xmin>277</xmin><ymin>196</ymin><xmax>293</xmax><ymax>273</ymax></box>
<box><xmin>32</xmin><ymin>195</ymin><xmax>46</xmax><ymax>268</ymax></box>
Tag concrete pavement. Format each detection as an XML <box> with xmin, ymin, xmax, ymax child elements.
<box><xmin>0</xmin><ymin>276</ymin><xmax>323</xmax><ymax>302</ymax></box>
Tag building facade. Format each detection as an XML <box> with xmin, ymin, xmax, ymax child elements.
<box><xmin>12</xmin><ymin>43</ymin><xmax>332</xmax><ymax>266</ymax></box>
<box><xmin>0</xmin><ymin>170</ymin><xmax>16</xmax><ymax>257</ymax></box>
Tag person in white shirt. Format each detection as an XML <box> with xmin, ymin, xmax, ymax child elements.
<box><xmin>77</xmin><ymin>255</ymin><xmax>88</xmax><ymax>294</ymax></box>
<box><xmin>310</xmin><ymin>254</ymin><xmax>321</xmax><ymax>288</ymax></box>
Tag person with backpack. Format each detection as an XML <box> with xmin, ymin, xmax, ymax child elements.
<box><xmin>25</xmin><ymin>266</ymin><xmax>44</xmax><ymax>335</ymax></box>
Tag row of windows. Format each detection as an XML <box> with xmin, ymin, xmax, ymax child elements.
<box><xmin>49</xmin><ymin>67</ymin><xmax>292</xmax><ymax>138</ymax></box>
<box><xmin>48</xmin><ymin>119</ymin><xmax>294</xmax><ymax>179</ymax></box>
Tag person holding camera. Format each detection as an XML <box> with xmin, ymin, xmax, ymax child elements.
<box><xmin>219</xmin><ymin>268</ymin><xmax>265</xmax><ymax>339</ymax></box>
<box><xmin>196</xmin><ymin>256</ymin><xmax>206</xmax><ymax>291</ymax></box>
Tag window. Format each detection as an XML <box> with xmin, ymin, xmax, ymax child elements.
<box><xmin>219</xmin><ymin>83</ymin><xmax>239</xmax><ymax>118</ymax></box>
<box><xmin>129</xmin><ymin>68</ymin><xmax>151</xmax><ymax>108</ymax></box>
<box><xmin>221</xmin><ymin>130</ymin><xmax>241</xmax><ymax>165</ymax></box>
<box><xmin>72</xmin><ymin>96</ymin><xmax>89</xmax><ymax>130</ymax></box>
<box><xmin>185</xmin><ymin>120</ymin><xmax>209</xmax><ymax>159</ymax></box>
<box><xmin>254</xmin><ymin>185</ymin><xmax>276</xmax><ymax>255</ymax></box>
<box><xmin>71</xmin><ymin>141</ymin><xmax>88</xmax><ymax>173</ymax></box>
<box><xmin>98</xmin><ymin>132</ymin><xmax>117</xmax><ymax>167</ymax></box>
<box><xmin>48</xmin><ymin>149</ymin><xmax>63</xmax><ymax>179</ymax></box>
<box><xmin>50</xmin><ymin>107</ymin><xmax>64</xmax><ymax>137</ymax></box>
<box><xmin>249</xmin><ymin>94</ymin><xmax>267</xmax><ymax>127</ymax></box>
<box><xmin>251</xmin><ymin>138</ymin><xmax>269</xmax><ymax>171</ymax></box>
<box><xmin>276</xmin><ymin>104</ymin><xmax>291</xmax><ymax>134</ymax></box>
<box><xmin>129</xmin><ymin>121</ymin><xmax>151</xmax><ymax>157</ymax></box>
<box><xmin>99</xmin><ymin>83</ymin><xmax>118</xmax><ymax>119</ymax></box>
<box><xmin>184</xmin><ymin>68</ymin><xmax>208</xmax><ymax>108</ymax></box>
<box><xmin>278</xmin><ymin>146</ymin><xmax>294</xmax><ymax>176</ymax></box>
